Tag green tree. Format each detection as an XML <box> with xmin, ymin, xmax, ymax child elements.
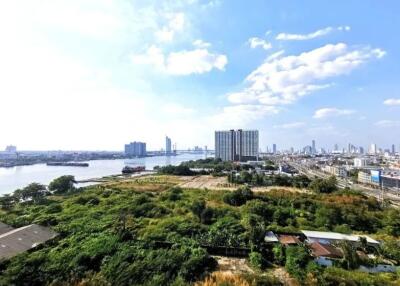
<box><xmin>339</xmin><ymin>241</ymin><xmax>360</xmax><ymax>270</ymax></box>
<box><xmin>285</xmin><ymin>245</ymin><xmax>311</xmax><ymax>281</ymax></box>
<box><xmin>48</xmin><ymin>175</ymin><xmax>76</xmax><ymax>194</ymax></box>
<box><xmin>0</xmin><ymin>194</ymin><xmax>16</xmax><ymax>210</ymax></box>
<box><xmin>14</xmin><ymin>183</ymin><xmax>47</xmax><ymax>203</ymax></box>
<box><xmin>190</xmin><ymin>200</ymin><xmax>206</xmax><ymax>221</ymax></box>
<box><xmin>309</xmin><ymin>176</ymin><xmax>337</xmax><ymax>193</ymax></box>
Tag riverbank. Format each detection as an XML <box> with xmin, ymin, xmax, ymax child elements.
<box><xmin>0</xmin><ymin>154</ymin><xmax>208</xmax><ymax>195</ymax></box>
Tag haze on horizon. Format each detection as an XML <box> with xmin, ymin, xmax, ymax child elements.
<box><xmin>1</xmin><ymin>0</ymin><xmax>399</xmax><ymax>151</ymax></box>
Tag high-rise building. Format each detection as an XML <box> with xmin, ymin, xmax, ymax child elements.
<box><xmin>215</xmin><ymin>129</ymin><xmax>259</xmax><ymax>161</ymax></box>
<box><xmin>369</xmin><ymin>143</ymin><xmax>377</xmax><ymax>155</ymax></box>
<box><xmin>165</xmin><ymin>136</ymin><xmax>172</xmax><ymax>155</ymax></box>
<box><xmin>124</xmin><ymin>141</ymin><xmax>146</xmax><ymax>157</ymax></box>
<box><xmin>334</xmin><ymin>144</ymin><xmax>339</xmax><ymax>152</ymax></box>
<box><xmin>312</xmin><ymin>140</ymin><xmax>316</xmax><ymax>154</ymax></box>
<box><xmin>272</xmin><ymin>144</ymin><xmax>277</xmax><ymax>154</ymax></box>
<box><xmin>359</xmin><ymin>146</ymin><xmax>365</xmax><ymax>154</ymax></box>
<box><xmin>392</xmin><ymin>144</ymin><xmax>396</xmax><ymax>155</ymax></box>
<box><xmin>4</xmin><ymin>145</ymin><xmax>17</xmax><ymax>153</ymax></box>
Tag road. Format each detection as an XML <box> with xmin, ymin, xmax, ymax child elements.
<box><xmin>286</xmin><ymin>160</ymin><xmax>400</xmax><ymax>207</ymax></box>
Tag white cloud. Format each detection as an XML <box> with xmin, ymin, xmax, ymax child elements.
<box><xmin>193</xmin><ymin>39</ymin><xmax>211</xmax><ymax>48</ymax></box>
<box><xmin>273</xmin><ymin>122</ymin><xmax>305</xmax><ymax>129</ymax></box>
<box><xmin>210</xmin><ymin>105</ymin><xmax>280</xmax><ymax>128</ymax></box>
<box><xmin>155</xmin><ymin>12</ymin><xmax>185</xmax><ymax>42</ymax></box>
<box><xmin>162</xmin><ymin>103</ymin><xmax>195</xmax><ymax>116</ymax></box>
<box><xmin>227</xmin><ymin>43</ymin><xmax>385</xmax><ymax>106</ymax></box>
<box><xmin>248</xmin><ymin>37</ymin><xmax>272</xmax><ymax>50</ymax></box>
<box><xmin>276</xmin><ymin>26</ymin><xmax>350</xmax><ymax>41</ymax></box>
<box><xmin>374</xmin><ymin>120</ymin><xmax>400</xmax><ymax>127</ymax></box>
<box><xmin>131</xmin><ymin>46</ymin><xmax>228</xmax><ymax>75</ymax></box>
<box><xmin>313</xmin><ymin>108</ymin><xmax>355</xmax><ymax>119</ymax></box>
<box><xmin>383</xmin><ymin>98</ymin><xmax>400</xmax><ymax>106</ymax></box>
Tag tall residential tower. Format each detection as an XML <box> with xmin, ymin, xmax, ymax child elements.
<box><xmin>215</xmin><ymin>129</ymin><xmax>259</xmax><ymax>161</ymax></box>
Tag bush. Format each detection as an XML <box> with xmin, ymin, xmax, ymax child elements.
<box><xmin>249</xmin><ymin>251</ymin><xmax>264</xmax><ymax>270</ymax></box>
<box><xmin>223</xmin><ymin>187</ymin><xmax>253</xmax><ymax>206</ymax></box>
<box><xmin>309</xmin><ymin>176</ymin><xmax>337</xmax><ymax>193</ymax></box>
<box><xmin>48</xmin><ymin>175</ymin><xmax>76</xmax><ymax>194</ymax></box>
<box><xmin>285</xmin><ymin>245</ymin><xmax>311</xmax><ymax>281</ymax></box>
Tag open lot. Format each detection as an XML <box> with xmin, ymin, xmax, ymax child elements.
<box><xmin>179</xmin><ymin>175</ymin><xmax>238</xmax><ymax>190</ymax></box>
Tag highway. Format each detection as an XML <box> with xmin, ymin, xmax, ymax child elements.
<box><xmin>285</xmin><ymin>160</ymin><xmax>400</xmax><ymax>207</ymax></box>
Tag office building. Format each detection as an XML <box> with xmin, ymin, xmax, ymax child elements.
<box><xmin>392</xmin><ymin>144</ymin><xmax>396</xmax><ymax>155</ymax></box>
<box><xmin>312</xmin><ymin>140</ymin><xmax>316</xmax><ymax>154</ymax></box>
<box><xmin>165</xmin><ymin>136</ymin><xmax>172</xmax><ymax>155</ymax></box>
<box><xmin>215</xmin><ymin>129</ymin><xmax>259</xmax><ymax>161</ymax></box>
<box><xmin>124</xmin><ymin>141</ymin><xmax>146</xmax><ymax>157</ymax></box>
<box><xmin>4</xmin><ymin>145</ymin><xmax>16</xmax><ymax>153</ymax></box>
<box><xmin>354</xmin><ymin>158</ymin><xmax>368</xmax><ymax>167</ymax></box>
<box><xmin>369</xmin><ymin>143</ymin><xmax>377</xmax><ymax>155</ymax></box>
<box><xmin>272</xmin><ymin>144</ymin><xmax>277</xmax><ymax>154</ymax></box>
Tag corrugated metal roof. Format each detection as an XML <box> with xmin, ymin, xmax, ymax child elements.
<box><xmin>0</xmin><ymin>222</ymin><xmax>14</xmax><ymax>235</ymax></box>
<box><xmin>278</xmin><ymin>235</ymin><xmax>301</xmax><ymax>245</ymax></box>
<box><xmin>301</xmin><ymin>230</ymin><xmax>379</xmax><ymax>245</ymax></box>
<box><xmin>0</xmin><ymin>224</ymin><xmax>58</xmax><ymax>261</ymax></box>
<box><xmin>264</xmin><ymin>231</ymin><xmax>279</xmax><ymax>242</ymax></box>
<box><xmin>310</xmin><ymin>242</ymin><xmax>343</xmax><ymax>258</ymax></box>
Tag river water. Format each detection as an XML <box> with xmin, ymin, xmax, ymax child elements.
<box><xmin>0</xmin><ymin>153</ymin><xmax>207</xmax><ymax>195</ymax></box>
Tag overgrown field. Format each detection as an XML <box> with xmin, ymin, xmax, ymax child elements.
<box><xmin>0</xmin><ymin>175</ymin><xmax>399</xmax><ymax>285</ymax></box>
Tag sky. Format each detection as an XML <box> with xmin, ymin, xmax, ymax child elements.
<box><xmin>0</xmin><ymin>0</ymin><xmax>399</xmax><ymax>151</ymax></box>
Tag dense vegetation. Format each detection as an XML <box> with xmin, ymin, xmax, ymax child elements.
<box><xmin>0</xmin><ymin>174</ymin><xmax>399</xmax><ymax>285</ymax></box>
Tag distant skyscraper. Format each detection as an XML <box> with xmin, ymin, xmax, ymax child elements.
<box><xmin>334</xmin><ymin>144</ymin><xmax>339</xmax><ymax>152</ymax></box>
<box><xmin>165</xmin><ymin>136</ymin><xmax>172</xmax><ymax>155</ymax></box>
<box><xmin>215</xmin><ymin>129</ymin><xmax>259</xmax><ymax>161</ymax></box>
<box><xmin>4</xmin><ymin>145</ymin><xmax>17</xmax><ymax>153</ymax></box>
<box><xmin>272</xmin><ymin>144</ymin><xmax>277</xmax><ymax>154</ymax></box>
<box><xmin>392</xmin><ymin>144</ymin><xmax>396</xmax><ymax>155</ymax></box>
<box><xmin>359</xmin><ymin>146</ymin><xmax>364</xmax><ymax>154</ymax></box>
<box><xmin>312</xmin><ymin>140</ymin><xmax>316</xmax><ymax>154</ymax></box>
<box><xmin>124</xmin><ymin>141</ymin><xmax>146</xmax><ymax>157</ymax></box>
<box><xmin>369</xmin><ymin>143</ymin><xmax>377</xmax><ymax>155</ymax></box>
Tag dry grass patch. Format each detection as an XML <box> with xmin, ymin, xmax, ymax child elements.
<box><xmin>252</xmin><ymin>186</ymin><xmax>310</xmax><ymax>194</ymax></box>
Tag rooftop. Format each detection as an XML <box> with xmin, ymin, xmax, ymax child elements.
<box><xmin>302</xmin><ymin>230</ymin><xmax>379</xmax><ymax>245</ymax></box>
<box><xmin>0</xmin><ymin>222</ymin><xmax>14</xmax><ymax>235</ymax></box>
<box><xmin>278</xmin><ymin>234</ymin><xmax>301</xmax><ymax>245</ymax></box>
<box><xmin>0</xmin><ymin>224</ymin><xmax>58</xmax><ymax>261</ymax></box>
<box><xmin>310</xmin><ymin>242</ymin><xmax>343</xmax><ymax>259</ymax></box>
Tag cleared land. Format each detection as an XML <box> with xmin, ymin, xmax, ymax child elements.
<box><xmin>179</xmin><ymin>175</ymin><xmax>238</xmax><ymax>190</ymax></box>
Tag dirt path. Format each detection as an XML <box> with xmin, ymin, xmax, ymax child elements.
<box><xmin>272</xmin><ymin>267</ymin><xmax>300</xmax><ymax>286</ymax></box>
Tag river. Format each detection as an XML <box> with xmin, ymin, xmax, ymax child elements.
<box><xmin>0</xmin><ymin>153</ymin><xmax>208</xmax><ymax>195</ymax></box>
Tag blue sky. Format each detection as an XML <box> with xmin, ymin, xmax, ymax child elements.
<box><xmin>0</xmin><ymin>0</ymin><xmax>399</xmax><ymax>151</ymax></box>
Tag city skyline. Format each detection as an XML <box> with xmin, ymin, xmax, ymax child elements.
<box><xmin>1</xmin><ymin>1</ymin><xmax>400</xmax><ymax>150</ymax></box>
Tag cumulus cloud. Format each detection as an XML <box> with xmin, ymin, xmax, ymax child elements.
<box><xmin>273</xmin><ymin>122</ymin><xmax>305</xmax><ymax>129</ymax></box>
<box><xmin>193</xmin><ymin>39</ymin><xmax>211</xmax><ymax>48</ymax></box>
<box><xmin>131</xmin><ymin>46</ymin><xmax>227</xmax><ymax>75</ymax></box>
<box><xmin>210</xmin><ymin>105</ymin><xmax>279</xmax><ymax>127</ymax></box>
<box><xmin>313</xmin><ymin>108</ymin><xmax>355</xmax><ymax>119</ymax></box>
<box><xmin>227</xmin><ymin>43</ymin><xmax>385</xmax><ymax>106</ymax></box>
<box><xmin>374</xmin><ymin>120</ymin><xmax>400</xmax><ymax>127</ymax></box>
<box><xmin>248</xmin><ymin>37</ymin><xmax>272</xmax><ymax>50</ymax></box>
<box><xmin>276</xmin><ymin>26</ymin><xmax>350</xmax><ymax>41</ymax></box>
<box><xmin>383</xmin><ymin>98</ymin><xmax>400</xmax><ymax>106</ymax></box>
<box><xmin>155</xmin><ymin>12</ymin><xmax>185</xmax><ymax>42</ymax></box>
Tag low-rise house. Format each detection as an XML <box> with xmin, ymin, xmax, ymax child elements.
<box><xmin>0</xmin><ymin>224</ymin><xmax>58</xmax><ymax>261</ymax></box>
<box><xmin>309</xmin><ymin>242</ymin><xmax>343</xmax><ymax>267</ymax></box>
